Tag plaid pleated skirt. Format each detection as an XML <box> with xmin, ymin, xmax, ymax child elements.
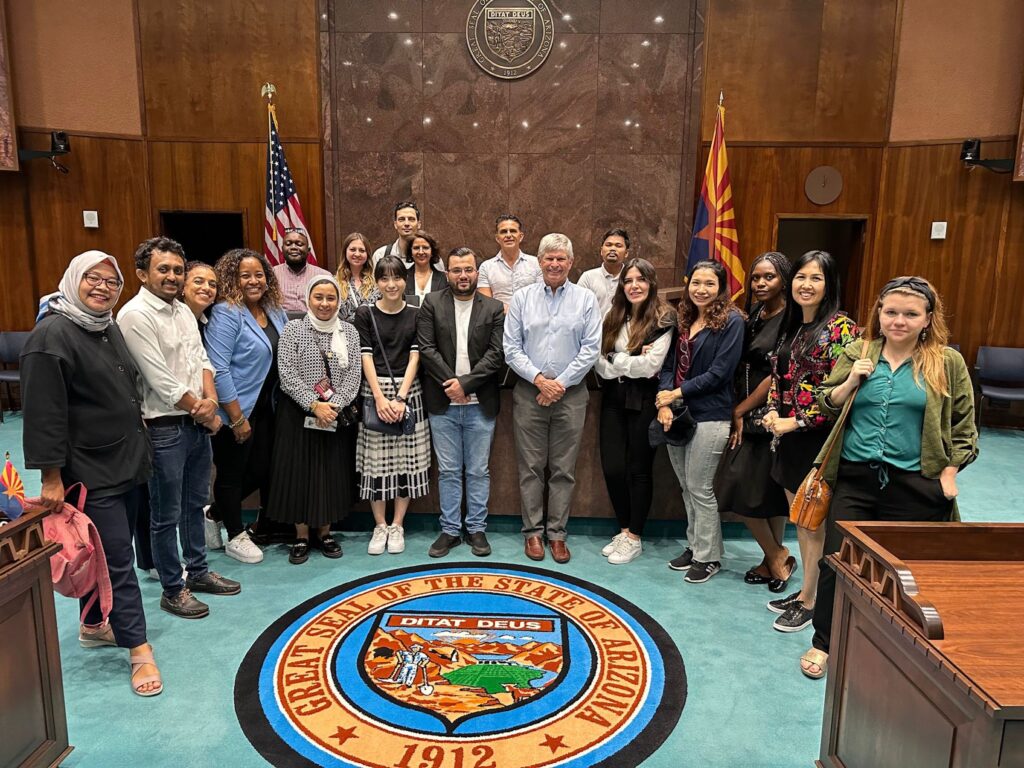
<box><xmin>356</xmin><ymin>377</ymin><xmax>431</xmax><ymax>501</ymax></box>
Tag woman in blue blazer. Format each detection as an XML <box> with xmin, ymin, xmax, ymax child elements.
<box><xmin>206</xmin><ymin>248</ymin><xmax>288</xmax><ymax>565</ymax></box>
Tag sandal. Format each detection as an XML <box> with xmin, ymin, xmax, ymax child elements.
<box><xmin>800</xmin><ymin>648</ymin><xmax>828</xmax><ymax>679</ymax></box>
<box><xmin>319</xmin><ymin>535</ymin><xmax>342</xmax><ymax>559</ymax></box>
<box><xmin>767</xmin><ymin>556</ymin><xmax>798</xmax><ymax>594</ymax></box>
<box><xmin>79</xmin><ymin>621</ymin><xmax>117</xmax><ymax>648</ymax></box>
<box><xmin>129</xmin><ymin>650</ymin><xmax>164</xmax><ymax>697</ymax></box>
<box><xmin>289</xmin><ymin>539</ymin><xmax>310</xmax><ymax>565</ymax></box>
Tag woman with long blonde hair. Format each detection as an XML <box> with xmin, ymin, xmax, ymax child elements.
<box><xmin>336</xmin><ymin>232</ymin><xmax>379</xmax><ymax>321</ymax></box>
<box><xmin>798</xmin><ymin>276</ymin><xmax>978</xmax><ymax>679</ymax></box>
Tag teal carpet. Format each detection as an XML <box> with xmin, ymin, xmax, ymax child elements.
<box><xmin>2</xmin><ymin>411</ymin><xmax>1021</xmax><ymax>768</ymax></box>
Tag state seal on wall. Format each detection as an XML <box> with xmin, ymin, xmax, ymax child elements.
<box><xmin>466</xmin><ymin>0</ymin><xmax>554</xmax><ymax>80</ymax></box>
<box><xmin>235</xmin><ymin>563</ymin><xmax>685</xmax><ymax>768</ymax></box>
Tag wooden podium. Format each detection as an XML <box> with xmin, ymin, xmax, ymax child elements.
<box><xmin>0</xmin><ymin>508</ymin><xmax>72</xmax><ymax>768</ymax></box>
<box><xmin>818</xmin><ymin>522</ymin><xmax>1024</xmax><ymax>768</ymax></box>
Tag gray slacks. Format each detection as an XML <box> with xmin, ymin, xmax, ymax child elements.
<box><xmin>513</xmin><ymin>380</ymin><xmax>589</xmax><ymax>540</ymax></box>
<box><xmin>667</xmin><ymin>420</ymin><xmax>730</xmax><ymax>562</ymax></box>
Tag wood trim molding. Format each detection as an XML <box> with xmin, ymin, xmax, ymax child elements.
<box><xmin>18</xmin><ymin>127</ymin><xmax>145</xmax><ymax>141</ymax></box>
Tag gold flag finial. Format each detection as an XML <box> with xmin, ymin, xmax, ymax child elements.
<box><xmin>261</xmin><ymin>82</ymin><xmax>277</xmax><ymax>103</ymax></box>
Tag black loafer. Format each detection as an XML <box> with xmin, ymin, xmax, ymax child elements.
<box><xmin>319</xmin><ymin>535</ymin><xmax>342</xmax><ymax>559</ymax></box>
<box><xmin>767</xmin><ymin>557</ymin><xmax>798</xmax><ymax>594</ymax></box>
<box><xmin>744</xmin><ymin>566</ymin><xmax>770</xmax><ymax>585</ymax></box>
<box><xmin>289</xmin><ymin>539</ymin><xmax>310</xmax><ymax>565</ymax></box>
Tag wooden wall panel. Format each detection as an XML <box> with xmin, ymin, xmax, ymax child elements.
<box><xmin>0</xmin><ymin>132</ymin><xmax>151</xmax><ymax>330</ymax></box>
<box><xmin>148</xmin><ymin>141</ymin><xmax>324</xmax><ymax>263</ymax></box>
<box><xmin>869</xmin><ymin>141</ymin><xmax>1021</xmax><ymax>363</ymax></box>
<box><xmin>137</xmin><ymin>0</ymin><xmax>319</xmax><ymax>140</ymax></box>
<box><xmin>703</xmin><ymin>0</ymin><xmax>898</xmax><ymax>142</ymax></box>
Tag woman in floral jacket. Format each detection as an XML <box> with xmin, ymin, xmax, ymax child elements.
<box><xmin>761</xmin><ymin>250</ymin><xmax>858</xmax><ymax>634</ymax></box>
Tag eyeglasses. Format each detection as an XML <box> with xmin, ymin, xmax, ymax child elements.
<box><xmin>82</xmin><ymin>272</ymin><xmax>123</xmax><ymax>290</ymax></box>
<box><xmin>447</xmin><ymin>267</ymin><xmax>477</xmax><ymax>276</ymax></box>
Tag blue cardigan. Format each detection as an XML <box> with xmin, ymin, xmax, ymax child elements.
<box><xmin>205</xmin><ymin>301</ymin><xmax>288</xmax><ymax>420</ymax></box>
<box><xmin>658</xmin><ymin>310</ymin><xmax>744</xmax><ymax>422</ymax></box>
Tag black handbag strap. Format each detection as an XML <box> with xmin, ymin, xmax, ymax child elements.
<box><xmin>367</xmin><ymin>306</ymin><xmax>399</xmax><ymax>390</ymax></box>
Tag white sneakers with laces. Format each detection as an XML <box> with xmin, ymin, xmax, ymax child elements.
<box><xmin>601</xmin><ymin>532</ymin><xmax>628</xmax><ymax>557</ymax></box>
<box><xmin>386</xmin><ymin>525</ymin><xmax>405</xmax><ymax>554</ymax></box>
<box><xmin>368</xmin><ymin>524</ymin><xmax>389</xmax><ymax>555</ymax></box>
<box><xmin>608</xmin><ymin>535</ymin><xmax>642</xmax><ymax>565</ymax></box>
<box><xmin>225</xmin><ymin>530</ymin><xmax>263</xmax><ymax>564</ymax></box>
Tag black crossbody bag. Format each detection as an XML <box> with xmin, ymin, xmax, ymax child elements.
<box><xmin>361</xmin><ymin>308</ymin><xmax>417</xmax><ymax>436</ymax></box>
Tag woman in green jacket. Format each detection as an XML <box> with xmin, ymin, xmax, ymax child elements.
<box><xmin>800</xmin><ymin>276</ymin><xmax>978</xmax><ymax>679</ymax></box>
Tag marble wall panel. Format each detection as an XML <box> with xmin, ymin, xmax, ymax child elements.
<box><xmin>596</xmin><ymin>33</ymin><xmax>689</xmax><ymax>155</ymax></box>
<box><xmin>509</xmin><ymin>34</ymin><xmax>598</xmax><ymax>154</ymax></box>
<box><xmin>424</xmin><ymin>0</ymin><xmax>601</xmax><ymax>33</ymax></box>
<box><xmin>335</xmin><ymin>0</ymin><xmax>422</xmax><ymax>32</ymax></box>
<box><xmin>334</xmin><ymin>151</ymin><xmax>424</xmax><ymax>252</ymax></box>
<box><xmin>508</xmin><ymin>153</ymin><xmax>596</xmax><ymax>272</ymax></box>
<box><xmin>421</xmin><ymin>34</ymin><xmax>510</xmax><ymax>153</ymax></box>
<box><xmin>421</xmin><ymin>153</ymin><xmax>510</xmax><ymax>259</ymax></box>
<box><xmin>334</xmin><ymin>33</ymin><xmax>424</xmax><ymax>152</ymax></box>
<box><xmin>600</xmin><ymin>0</ymin><xmax>694</xmax><ymax>33</ymax></box>
<box><xmin>592</xmin><ymin>154</ymin><xmax>681</xmax><ymax>274</ymax></box>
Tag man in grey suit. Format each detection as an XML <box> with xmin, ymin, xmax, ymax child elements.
<box><xmin>416</xmin><ymin>247</ymin><xmax>506</xmax><ymax>558</ymax></box>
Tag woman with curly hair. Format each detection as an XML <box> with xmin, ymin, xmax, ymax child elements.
<box><xmin>657</xmin><ymin>260</ymin><xmax>745</xmax><ymax>584</ymax></box>
<box><xmin>205</xmin><ymin>248</ymin><xmax>288</xmax><ymax>565</ymax></box>
<box><xmin>762</xmin><ymin>250</ymin><xmax>858</xmax><ymax>633</ymax></box>
<box><xmin>799</xmin><ymin>277</ymin><xmax>977</xmax><ymax>679</ymax></box>
<box><xmin>596</xmin><ymin>258</ymin><xmax>677</xmax><ymax>564</ymax></box>
<box><xmin>405</xmin><ymin>229</ymin><xmax>447</xmax><ymax>305</ymax></box>
<box><xmin>336</xmin><ymin>233</ymin><xmax>379</xmax><ymax>322</ymax></box>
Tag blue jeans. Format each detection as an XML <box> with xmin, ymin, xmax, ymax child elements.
<box><xmin>428</xmin><ymin>404</ymin><xmax>496</xmax><ymax>536</ymax></box>
<box><xmin>148</xmin><ymin>422</ymin><xmax>213</xmax><ymax>597</ymax></box>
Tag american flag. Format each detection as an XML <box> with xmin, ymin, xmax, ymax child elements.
<box><xmin>264</xmin><ymin>105</ymin><xmax>317</xmax><ymax>266</ymax></box>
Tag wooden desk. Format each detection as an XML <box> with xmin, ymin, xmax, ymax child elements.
<box><xmin>0</xmin><ymin>509</ymin><xmax>72</xmax><ymax>768</ymax></box>
<box><xmin>818</xmin><ymin>522</ymin><xmax>1024</xmax><ymax>768</ymax></box>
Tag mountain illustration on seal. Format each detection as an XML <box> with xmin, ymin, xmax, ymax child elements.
<box><xmin>363</xmin><ymin>614</ymin><xmax>564</xmax><ymax>724</ymax></box>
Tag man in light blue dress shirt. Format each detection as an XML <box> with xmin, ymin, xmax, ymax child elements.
<box><xmin>503</xmin><ymin>233</ymin><xmax>602</xmax><ymax>564</ymax></box>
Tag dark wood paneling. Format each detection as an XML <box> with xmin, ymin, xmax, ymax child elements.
<box><xmin>137</xmin><ymin>0</ymin><xmax>319</xmax><ymax>141</ymax></box>
<box><xmin>0</xmin><ymin>170</ymin><xmax>36</xmax><ymax>330</ymax></box>
<box><xmin>869</xmin><ymin>141</ymin><xmax>1022</xmax><ymax>363</ymax></box>
<box><xmin>148</xmin><ymin>140</ymin><xmax>324</xmax><ymax>264</ymax></box>
<box><xmin>703</xmin><ymin>0</ymin><xmax>898</xmax><ymax>143</ymax></box>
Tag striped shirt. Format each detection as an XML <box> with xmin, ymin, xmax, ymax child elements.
<box><xmin>273</xmin><ymin>262</ymin><xmax>332</xmax><ymax>312</ymax></box>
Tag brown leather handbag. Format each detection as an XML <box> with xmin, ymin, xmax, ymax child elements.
<box><xmin>788</xmin><ymin>391</ymin><xmax>856</xmax><ymax>531</ymax></box>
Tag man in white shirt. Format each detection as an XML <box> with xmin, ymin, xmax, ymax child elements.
<box><xmin>477</xmin><ymin>214</ymin><xmax>541</xmax><ymax>310</ymax></box>
<box><xmin>576</xmin><ymin>228</ymin><xmax>631</xmax><ymax>316</ymax></box>
<box><xmin>118</xmin><ymin>237</ymin><xmax>240</xmax><ymax>621</ymax></box>
<box><xmin>416</xmin><ymin>247</ymin><xmax>506</xmax><ymax>558</ymax></box>
<box><xmin>272</xmin><ymin>229</ymin><xmax>330</xmax><ymax>314</ymax></box>
<box><xmin>371</xmin><ymin>200</ymin><xmax>421</xmax><ymax>266</ymax></box>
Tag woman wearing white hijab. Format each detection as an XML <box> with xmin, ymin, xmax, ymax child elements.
<box><xmin>21</xmin><ymin>251</ymin><xmax>162</xmax><ymax>696</ymax></box>
<box><xmin>268</xmin><ymin>275</ymin><xmax>362</xmax><ymax>563</ymax></box>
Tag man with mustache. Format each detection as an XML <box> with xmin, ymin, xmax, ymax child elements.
<box><xmin>416</xmin><ymin>247</ymin><xmax>505</xmax><ymax>558</ymax></box>
<box><xmin>372</xmin><ymin>200</ymin><xmax>422</xmax><ymax>268</ymax></box>
<box><xmin>577</xmin><ymin>228</ymin><xmax>631</xmax><ymax>316</ymax></box>
<box><xmin>272</xmin><ymin>228</ymin><xmax>329</xmax><ymax>314</ymax></box>
<box><xmin>503</xmin><ymin>233</ymin><xmax>602</xmax><ymax>564</ymax></box>
<box><xmin>118</xmin><ymin>237</ymin><xmax>241</xmax><ymax>620</ymax></box>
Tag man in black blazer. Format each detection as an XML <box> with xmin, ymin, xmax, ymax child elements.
<box><xmin>416</xmin><ymin>247</ymin><xmax>506</xmax><ymax>558</ymax></box>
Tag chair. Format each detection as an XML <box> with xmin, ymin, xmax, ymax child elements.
<box><xmin>974</xmin><ymin>346</ymin><xmax>1024</xmax><ymax>429</ymax></box>
<box><xmin>0</xmin><ymin>332</ymin><xmax>31</xmax><ymax>424</ymax></box>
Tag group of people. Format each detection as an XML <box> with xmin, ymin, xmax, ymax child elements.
<box><xmin>18</xmin><ymin>198</ymin><xmax>978</xmax><ymax>697</ymax></box>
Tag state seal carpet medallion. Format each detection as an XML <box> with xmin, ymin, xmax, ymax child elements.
<box><xmin>235</xmin><ymin>563</ymin><xmax>686</xmax><ymax>768</ymax></box>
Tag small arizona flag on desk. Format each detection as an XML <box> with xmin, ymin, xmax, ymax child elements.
<box><xmin>1</xmin><ymin>452</ymin><xmax>26</xmax><ymax>520</ymax></box>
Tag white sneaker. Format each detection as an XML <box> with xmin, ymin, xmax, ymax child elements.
<box><xmin>204</xmin><ymin>510</ymin><xmax>224</xmax><ymax>551</ymax></box>
<box><xmin>608</xmin><ymin>536</ymin><xmax>642</xmax><ymax>565</ymax></box>
<box><xmin>386</xmin><ymin>525</ymin><xmax>405</xmax><ymax>554</ymax></box>
<box><xmin>601</xmin><ymin>532</ymin><xmax>628</xmax><ymax>557</ymax></box>
<box><xmin>147</xmin><ymin>564</ymin><xmax>187</xmax><ymax>580</ymax></box>
<box><xmin>368</xmin><ymin>524</ymin><xmax>389</xmax><ymax>555</ymax></box>
<box><xmin>225</xmin><ymin>531</ymin><xmax>264</xmax><ymax>564</ymax></box>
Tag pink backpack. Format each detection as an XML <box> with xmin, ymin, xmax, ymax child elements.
<box><xmin>27</xmin><ymin>484</ymin><xmax>113</xmax><ymax>624</ymax></box>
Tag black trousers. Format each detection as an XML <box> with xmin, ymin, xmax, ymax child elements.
<box><xmin>132</xmin><ymin>485</ymin><xmax>154</xmax><ymax>571</ymax></box>
<box><xmin>598</xmin><ymin>379</ymin><xmax>657</xmax><ymax>536</ymax></box>
<box><xmin>211</xmin><ymin>400</ymin><xmax>274</xmax><ymax>540</ymax></box>
<box><xmin>811</xmin><ymin>460</ymin><xmax>954</xmax><ymax>653</ymax></box>
<box><xmin>82</xmin><ymin>485</ymin><xmax>148</xmax><ymax>648</ymax></box>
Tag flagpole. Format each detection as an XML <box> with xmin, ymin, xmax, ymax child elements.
<box><xmin>262</xmin><ymin>82</ymin><xmax>278</xmax><ymax>247</ymax></box>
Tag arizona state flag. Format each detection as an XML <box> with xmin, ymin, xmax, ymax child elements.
<box><xmin>0</xmin><ymin>452</ymin><xmax>25</xmax><ymax>520</ymax></box>
<box><xmin>687</xmin><ymin>103</ymin><xmax>744</xmax><ymax>299</ymax></box>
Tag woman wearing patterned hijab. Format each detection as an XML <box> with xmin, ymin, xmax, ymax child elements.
<box><xmin>267</xmin><ymin>275</ymin><xmax>362</xmax><ymax>564</ymax></box>
<box><xmin>22</xmin><ymin>251</ymin><xmax>161</xmax><ymax>696</ymax></box>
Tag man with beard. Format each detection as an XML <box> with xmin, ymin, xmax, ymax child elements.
<box><xmin>478</xmin><ymin>214</ymin><xmax>540</xmax><ymax>311</ymax></box>
<box><xmin>577</xmin><ymin>228</ymin><xmax>630</xmax><ymax>316</ymax></box>
<box><xmin>416</xmin><ymin>247</ymin><xmax>505</xmax><ymax>558</ymax></box>
<box><xmin>372</xmin><ymin>200</ymin><xmax>421</xmax><ymax>268</ymax></box>
<box><xmin>272</xmin><ymin>228</ymin><xmax>330</xmax><ymax>314</ymax></box>
<box><xmin>118</xmin><ymin>237</ymin><xmax>240</xmax><ymax>620</ymax></box>
<box><xmin>503</xmin><ymin>233</ymin><xmax>601</xmax><ymax>564</ymax></box>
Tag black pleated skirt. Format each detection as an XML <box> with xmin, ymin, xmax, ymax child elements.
<box><xmin>267</xmin><ymin>396</ymin><xmax>356</xmax><ymax>527</ymax></box>
<box><xmin>715</xmin><ymin>433</ymin><xmax>790</xmax><ymax>518</ymax></box>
